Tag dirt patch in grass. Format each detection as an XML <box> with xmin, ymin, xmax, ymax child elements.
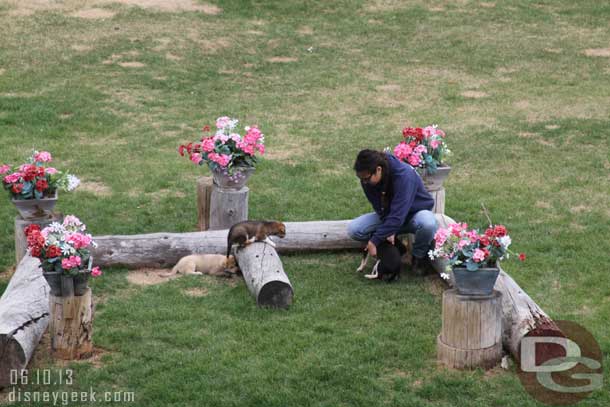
<box><xmin>70</xmin><ymin>8</ymin><xmax>116</xmax><ymax>19</ymax></box>
<box><xmin>376</xmin><ymin>84</ymin><xmax>401</xmax><ymax>93</ymax></box>
<box><xmin>297</xmin><ymin>26</ymin><xmax>314</xmax><ymax>35</ymax></box>
<box><xmin>545</xmin><ymin>124</ymin><xmax>560</xmax><ymax>130</ymax></box>
<box><xmin>127</xmin><ymin>268</ymin><xmax>178</xmax><ymax>285</ymax></box>
<box><xmin>570</xmin><ymin>205</ymin><xmax>591</xmax><ymax>214</ymax></box>
<box><xmin>0</xmin><ymin>69</ymin><xmax>5</xmax><ymax>75</ymax></box>
<box><xmin>118</xmin><ymin>61</ymin><xmax>146</xmax><ymax>68</ymax></box>
<box><xmin>535</xmin><ymin>201</ymin><xmax>551</xmax><ymax>209</ymax></box>
<box><xmin>199</xmin><ymin>38</ymin><xmax>231</xmax><ymax>54</ymax></box>
<box><xmin>113</xmin><ymin>0</ymin><xmax>222</xmax><ymax>14</ymax></box>
<box><xmin>183</xmin><ymin>287</ymin><xmax>209</xmax><ymax>297</ymax></box>
<box><xmin>78</xmin><ymin>181</ymin><xmax>112</xmax><ymax>197</ymax></box>
<box><xmin>480</xmin><ymin>2</ymin><xmax>496</xmax><ymax>7</ymax></box>
<box><xmin>267</xmin><ymin>57</ymin><xmax>299</xmax><ymax>63</ymax></box>
<box><xmin>461</xmin><ymin>90</ymin><xmax>488</xmax><ymax>99</ymax></box>
<box><xmin>583</xmin><ymin>48</ymin><xmax>610</xmax><ymax>57</ymax></box>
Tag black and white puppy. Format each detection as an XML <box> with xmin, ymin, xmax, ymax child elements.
<box><xmin>357</xmin><ymin>239</ymin><xmax>409</xmax><ymax>282</ymax></box>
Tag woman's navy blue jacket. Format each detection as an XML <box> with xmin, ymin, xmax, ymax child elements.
<box><xmin>361</xmin><ymin>153</ymin><xmax>434</xmax><ymax>247</ymax></box>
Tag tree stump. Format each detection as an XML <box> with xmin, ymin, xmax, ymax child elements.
<box><xmin>197</xmin><ymin>177</ymin><xmax>213</xmax><ymax>231</ymax></box>
<box><xmin>429</xmin><ymin>187</ymin><xmax>445</xmax><ymax>215</ymax></box>
<box><xmin>234</xmin><ymin>242</ymin><xmax>293</xmax><ymax>309</ymax></box>
<box><xmin>437</xmin><ymin>289</ymin><xmax>503</xmax><ymax>370</ymax></box>
<box><xmin>15</xmin><ymin>213</ymin><xmax>62</xmax><ymax>264</ymax></box>
<box><xmin>48</xmin><ymin>288</ymin><xmax>93</xmax><ymax>360</ymax></box>
<box><xmin>209</xmin><ymin>186</ymin><xmax>249</xmax><ymax>230</ymax></box>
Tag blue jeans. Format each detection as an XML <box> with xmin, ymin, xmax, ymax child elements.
<box><xmin>347</xmin><ymin>210</ymin><xmax>438</xmax><ymax>258</ymax></box>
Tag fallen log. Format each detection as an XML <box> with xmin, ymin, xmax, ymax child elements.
<box><xmin>234</xmin><ymin>242</ymin><xmax>293</xmax><ymax>308</ymax></box>
<box><xmin>433</xmin><ymin>214</ymin><xmax>561</xmax><ymax>361</ymax></box>
<box><xmin>0</xmin><ymin>255</ymin><xmax>49</xmax><ymax>388</ymax></box>
<box><xmin>90</xmin><ymin>220</ymin><xmax>362</xmax><ymax>268</ymax></box>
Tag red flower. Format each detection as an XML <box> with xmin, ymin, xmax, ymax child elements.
<box><xmin>479</xmin><ymin>235</ymin><xmax>490</xmax><ymax>246</ymax></box>
<box><xmin>30</xmin><ymin>246</ymin><xmax>42</xmax><ymax>258</ymax></box>
<box><xmin>484</xmin><ymin>228</ymin><xmax>495</xmax><ymax>237</ymax></box>
<box><xmin>402</xmin><ymin>127</ymin><xmax>424</xmax><ymax>138</ymax></box>
<box><xmin>481</xmin><ymin>248</ymin><xmax>490</xmax><ymax>258</ymax></box>
<box><xmin>178</xmin><ymin>145</ymin><xmax>186</xmax><ymax>156</ymax></box>
<box><xmin>46</xmin><ymin>245</ymin><xmax>62</xmax><ymax>258</ymax></box>
<box><xmin>22</xmin><ymin>165</ymin><xmax>38</xmax><ymax>181</ymax></box>
<box><xmin>202</xmin><ymin>125</ymin><xmax>211</xmax><ymax>132</ymax></box>
<box><xmin>35</xmin><ymin>179</ymin><xmax>48</xmax><ymax>192</ymax></box>
<box><xmin>519</xmin><ymin>253</ymin><xmax>526</xmax><ymax>262</ymax></box>
<box><xmin>11</xmin><ymin>183</ymin><xmax>23</xmax><ymax>194</ymax></box>
<box><xmin>37</xmin><ymin>167</ymin><xmax>45</xmax><ymax>177</ymax></box>
<box><xmin>24</xmin><ymin>224</ymin><xmax>41</xmax><ymax>236</ymax></box>
<box><xmin>27</xmin><ymin>233</ymin><xmax>45</xmax><ymax>248</ymax></box>
<box><xmin>493</xmin><ymin>225</ymin><xmax>507</xmax><ymax>237</ymax></box>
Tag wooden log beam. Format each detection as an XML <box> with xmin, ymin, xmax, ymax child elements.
<box><xmin>90</xmin><ymin>220</ymin><xmax>362</xmax><ymax>268</ymax></box>
<box><xmin>234</xmin><ymin>242</ymin><xmax>293</xmax><ymax>308</ymax></box>
<box><xmin>0</xmin><ymin>255</ymin><xmax>49</xmax><ymax>388</ymax></box>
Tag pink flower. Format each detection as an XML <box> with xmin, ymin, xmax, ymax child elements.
<box><xmin>63</xmin><ymin>215</ymin><xmax>82</xmax><ymax>228</ymax></box>
<box><xmin>91</xmin><ymin>267</ymin><xmax>102</xmax><ymax>277</ymax></box>
<box><xmin>213</xmin><ymin>134</ymin><xmax>229</xmax><ymax>143</ymax></box>
<box><xmin>415</xmin><ymin>145</ymin><xmax>427</xmax><ymax>154</ymax></box>
<box><xmin>245</xmin><ymin>126</ymin><xmax>262</xmax><ymax>140</ymax></box>
<box><xmin>201</xmin><ymin>138</ymin><xmax>215</xmax><ymax>153</ymax></box>
<box><xmin>45</xmin><ymin>167</ymin><xmax>58</xmax><ymax>174</ymax></box>
<box><xmin>216</xmin><ymin>116</ymin><xmax>231</xmax><ymax>129</ymax></box>
<box><xmin>473</xmin><ymin>248</ymin><xmax>487</xmax><ymax>263</ymax></box>
<box><xmin>407</xmin><ymin>154</ymin><xmax>421</xmax><ymax>167</ymax></box>
<box><xmin>458</xmin><ymin>239</ymin><xmax>469</xmax><ymax>249</ymax></box>
<box><xmin>67</xmin><ymin>233</ymin><xmax>92</xmax><ymax>249</ymax></box>
<box><xmin>62</xmin><ymin>255</ymin><xmax>82</xmax><ymax>270</ymax></box>
<box><xmin>449</xmin><ymin>223</ymin><xmax>467</xmax><ymax>237</ymax></box>
<box><xmin>3</xmin><ymin>172</ymin><xmax>22</xmax><ymax>183</ymax></box>
<box><xmin>434</xmin><ymin>228</ymin><xmax>450</xmax><ymax>249</ymax></box>
<box><xmin>256</xmin><ymin>144</ymin><xmax>265</xmax><ymax>154</ymax></box>
<box><xmin>430</xmin><ymin>140</ymin><xmax>440</xmax><ymax>149</ymax></box>
<box><xmin>0</xmin><ymin>165</ymin><xmax>10</xmax><ymax>174</ymax></box>
<box><xmin>422</xmin><ymin>126</ymin><xmax>436</xmax><ymax>139</ymax></box>
<box><xmin>33</xmin><ymin>151</ymin><xmax>52</xmax><ymax>162</ymax></box>
<box><xmin>467</xmin><ymin>229</ymin><xmax>479</xmax><ymax>243</ymax></box>
<box><xmin>230</xmin><ymin>133</ymin><xmax>241</xmax><ymax>142</ymax></box>
<box><xmin>393</xmin><ymin>142</ymin><xmax>413</xmax><ymax>161</ymax></box>
<box><xmin>216</xmin><ymin>154</ymin><xmax>231</xmax><ymax>167</ymax></box>
<box><xmin>190</xmin><ymin>153</ymin><xmax>203</xmax><ymax>165</ymax></box>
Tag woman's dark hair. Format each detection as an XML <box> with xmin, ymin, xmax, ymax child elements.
<box><xmin>353</xmin><ymin>149</ymin><xmax>392</xmax><ymax>212</ymax></box>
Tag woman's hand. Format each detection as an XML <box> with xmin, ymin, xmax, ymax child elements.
<box><xmin>386</xmin><ymin>234</ymin><xmax>395</xmax><ymax>245</ymax></box>
<box><xmin>366</xmin><ymin>240</ymin><xmax>377</xmax><ymax>257</ymax></box>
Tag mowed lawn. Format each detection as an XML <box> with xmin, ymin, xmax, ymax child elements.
<box><xmin>1</xmin><ymin>1</ymin><xmax>609</xmax><ymax>406</ymax></box>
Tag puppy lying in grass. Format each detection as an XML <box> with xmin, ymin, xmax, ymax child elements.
<box><xmin>162</xmin><ymin>254</ymin><xmax>240</xmax><ymax>278</ymax></box>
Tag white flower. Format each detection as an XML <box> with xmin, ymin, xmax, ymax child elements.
<box><xmin>66</xmin><ymin>175</ymin><xmax>80</xmax><ymax>191</ymax></box>
<box><xmin>440</xmin><ymin>273</ymin><xmax>450</xmax><ymax>281</ymax></box>
<box><xmin>498</xmin><ymin>235</ymin><xmax>512</xmax><ymax>249</ymax></box>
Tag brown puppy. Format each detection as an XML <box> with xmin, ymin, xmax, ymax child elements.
<box><xmin>161</xmin><ymin>254</ymin><xmax>239</xmax><ymax>278</ymax></box>
<box><xmin>227</xmin><ymin>221</ymin><xmax>286</xmax><ymax>257</ymax></box>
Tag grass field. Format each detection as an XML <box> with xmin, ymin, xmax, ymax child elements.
<box><xmin>1</xmin><ymin>1</ymin><xmax>609</xmax><ymax>406</ymax></box>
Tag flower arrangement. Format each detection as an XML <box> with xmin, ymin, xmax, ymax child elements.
<box><xmin>1</xmin><ymin>150</ymin><xmax>80</xmax><ymax>200</ymax></box>
<box><xmin>24</xmin><ymin>215</ymin><xmax>102</xmax><ymax>277</ymax></box>
<box><xmin>392</xmin><ymin>125</ymin><xmax>450</xmax><ymax>173</ymax></box>
<box><xmin>179</xmin><ymin>116</ymin><xmax>265</xmax><ymax>181</ymax></box>
<box><xmin>428</xmin><ymin>222</ymin><xmax>525</xmax><ymax>275</ymax></box>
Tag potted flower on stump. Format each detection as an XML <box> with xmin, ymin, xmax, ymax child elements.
<box><xmin>429</xmin><ymin>223</ymin><xmax>525</xmax><ymax>296</ymax></box>
<box><xmin>24</xmin><ymin>215</ymin><xmax>102</xmax><ymax>297</ymax></box>
<box><xmin>1</xmin><ymin>150</ymin><xmax>80</xmax><ymax>220</ymax></box>
<box><xmin>179</xmin><ymin>116</ymin><xmax>266</xmax><ymax>190</ymax></box>
<box><xmin>392</xmin><ymin>125</ymin><xmax>451</xmax><ymax>192</ymax></box>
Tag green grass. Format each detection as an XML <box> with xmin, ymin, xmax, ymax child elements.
<box><xmin>1</xmin><ymin>0</ymin><xmax>609</xmax><ymax>406</ymax></box>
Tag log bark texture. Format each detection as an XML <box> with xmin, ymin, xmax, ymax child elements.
<box><xmin>48</xmin><ymin>288</ymin><xmax>93</xmax><ymax>360</ymax></box>
<box><xmin>437</xmin><ymin>289</ymin><xmax>502</xmax><ymax>370</ymax></box>
<box><xmin>196</xmin><ymin>177</ymin><xmax>213</xmax><ymax>231</ymax></box>
<box><xmin>234</xmin><ymin>242</ymin><xmax>293</xmax><ymax>308</ymax></box>
<box><xmin>209</xmin><ymin>186</ymin><xmax>249</xmax><ymax>230</ymax></box>
<box><xmin>0</xmin><ymin>255</ymin><xmax>49</xmax><ymax>388</ymax></box>
<box><xmin>90</xmin><ymin>220</ymin><xmax>362</xmax><ymax>268</ymax></box>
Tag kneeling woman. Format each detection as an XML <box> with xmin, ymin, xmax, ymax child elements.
<box><xmin>348</xmin><ymin>149</ymin><xmax>438</xmax><ymax>279</ymax></box>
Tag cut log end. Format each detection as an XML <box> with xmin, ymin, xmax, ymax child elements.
<box><xmin>258</xmin><ymin>281</ymin><xmax>293</xmax><ymax>309</ymax></box>
<box><xmin>0</xmin><ymin>337</ymin><xmax>26</xmax><ymax>387</ymax></box>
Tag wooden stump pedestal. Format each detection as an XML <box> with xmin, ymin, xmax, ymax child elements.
<box><xmin>429</xmin><ymin>187</ymin><xmax>445</xmax><ymax>215</ymax></box>
<box><xmin>209</xmin><ymin>186</ymin><xmax>249</xmax><ymax>230</ymax></box>
<box><xmin>437</xmin><ymin>289</ymin><xmax>502</xmax><ymax>370</ymax></box>
<box><xmin>48</xmin><ymin>288</ymin><xmax>93</xmax><ymax>360</ymax></box>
